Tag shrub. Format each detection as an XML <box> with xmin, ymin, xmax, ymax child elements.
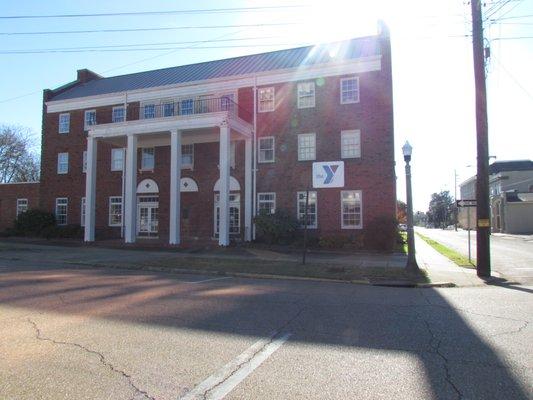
<box><xmin>364</xmin><ymin>215</ymin><xmax>399</xmax><ymax>252</ymax></box>
<box><xmin>13</xmin><ymin>209</ymin><xmax>55</xmax><ymax>237</ymax></box>
<box><xmin>41</xmin><ymin>224</ymin><xmax>83</xmax><ymax>239</ymax></box>
<box><xmin>318</xmin><ymin>235</ymin><xmax>348</xmax><ymax>249</ymax></box>
<box><xmin>254</xmin><ymin>209</ymin><xmax>299</xmax><ymax>244</ymax></box>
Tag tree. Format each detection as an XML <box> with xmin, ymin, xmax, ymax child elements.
<box><xmin>396</xmin><ymin>200</ymin><xmax>407</xmax><ymax>224</ymax></box>
<box><xmin>427</xmin><ymin>191</ymin><xmax>456</xmax><ymax>229</ymax></box>
<box><xmin>0</xmin><ymin>125</ymin><xmax>40</xmax><ymax>183</ymax></box>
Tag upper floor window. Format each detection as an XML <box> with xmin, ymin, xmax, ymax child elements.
<box><xmin>82</xmin><ymin>151</ymin><xmax>87</xmax><ymax>173</ymax></box>
<box><xmin>163</xmin><ymin>102</ymin><xmax>175</xmax><ymax>117</ymax></box>
<box><xmin>84</xmin><ymin>110</ymin><xmax>96</xmax><ymax>129</ymax></box>
<box><xmin>258</xmin><ymin>193</ymin><xmax>276</xmax><ymax>215</ymax></box>
<box><xmin>340</xmin><ymin>77</ymin><xmax>360</xmax><ymax>104</ymax></box>
<box><xmin>141</xmin><ymin>147</ymin><xmax>155</xmax><ymax>170</ymax></box>
<box><xmin>341</xmin><ymin>130</ymin><xmax>361</xmax><ymax>159</ymax></box>
<box><xmin>111</xmin><ymin>148</ymin><xmax>124</xmax><ymax>171</ymax></box>
<box><xmin>143</xmin><ymin>104</ymin><xmax>156</xmax><ymax>119</ymax></box>
<box><xmin>55</xmin><ymin>198</ymin><xmax>68</xmax><ymax>225</ymax></box>
<box><xmin>16</xmin><ymin>198</ymin><xmax>28</xmax><ymax>216</ymax></box>
<box><xmin>221</xmin><ymin>94</ymin><xmax>235</xmax><ymax>112</ymax></box>
<box><xmin>341</xmin><ymin>190</ymin><xmax>362</xmax><ymax>229</ymax></box>
<box><xmin>57</xmin><ymin>152</ymin><xmax>69</xmax><ymax>174</ymax></box>
<box><xmin>298</xmin><ymin>133</ymin><xmax>316</xmax><ymax>161</ymax></box>
<box><xmin>297</xmin><ymin>191</ymin><xmax>317</xmax><ymax>228</ymax></box>
<box><xmin>258</xmin><ymin>87</ymin><xmax>275</xmax><ymax>112</ymax></box>
<box><xmin>182</xmin><ymin>144</ymin><xmax>194</xmax><ymax>169</ymax></box>
<box><xmin>112</xmin><ymin>106</ymin><xmax>125</xmax><ymax>123</ymax></box>
<box><xmin>58</xmin><ymin>113</ymin><xmax>70</xmax><ymax>134</ymax></box>
<box><xmin>297</xmin><ymin>82</ymin><xmax>315</xmax><ymax>109</ymax></box>
<box><xmin>258</xmin><ymin>137</ymin><xmax>275</xmax><ymax>163</ymax></box>
<box><xmin>180</xmin><ymin>99</ymin><xmax>194</xmax><ymax>115</ymax></box>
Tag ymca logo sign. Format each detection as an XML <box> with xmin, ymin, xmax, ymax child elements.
<box><xmin>312</xmin><ymin>161</ymin><xmax>345</xmax><ymax>188</ymax></box>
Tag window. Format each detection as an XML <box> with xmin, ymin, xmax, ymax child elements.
<box><xmin>297</xmin><ymin>191</ymin><xmax>317</xmax><ymax>228</ymax></box>
<box><xmin>111</xmin><ymin>148</ymin><xmax>124</xmax><ymax>171</ymax></box>
<box><xmin>141</xmin><ymin>148</ymin><xmax>155</xmax><ymax>170</ymax></box>
<box><xmin>59</xmin><ymin>113</ymin><xmax>70</xmax><ymax>134</ymax></box>
<box><xmin>16</xmin><ymin>198</ymin><xmax>28</xmax><ymax>216</ymax></box>
<box><xmin>341</xmin><ymin>190</ymin><xmax>362</xmax><ymax>228</ymax></box>
<box><xmin>298</xmin><ymin>133</ymin><xmax>316</xmax><ymax>161</ymax></box>
<box><xmin>258</xmin><ymin>193</ymin><xmax>276</xmax><ymax>214</ymax></box>
<box><xmin>57</xmin><ymin>152</ymin><xmax>69</xmax><ymax>174</ymax></box>
<box><xmin>180</xmin><ymin>99</ymin><xmax>193</xmax><ymax>115</ymax></box>
<box><xmin>162</xmin><ymin>102</ymin><xmax>175</xmax><ymax>117</ymax></box>
<box><xmin>258</xmin><ymin>87</ymin><xmax>275</xmax><ymax>112</ymax></box>
<box><xmin>258</xmin><ymin>137</ymin><xmax>275</xmax><ymax>163</ymax></box>
<box><xmin>108</xmin><ymin>196</ymin><xmax>123</xmax><ymax>227</ymax></box>
<box><xmin>340</xmin><ymin>77</ymin><xmax>360</xmax><ymax>104</ymax></box>
<box><xmin>182</xmin><ymin>144</ymin><xmax>194</xmax><ymax>169</ymax></box>
<box><xmin>221</xmin><ymin>94</ymin><xmax>235</xmax><ymax>112</ymax></box>
<box><xmin>84</xmin><ymin>110</ymin><xmax>96</xmax><ymax>129</ymax></box>
<box><xmin>112</xmin><ymin>106</ymin><xmax>125</xmax><ymax>123</ymax></box>
<box><xmin>80</xmin><ymin>197</ymin><xmax>86</xmax><ymax>227</ymax></box>
<box><xmin>297</xmin><ymin>82</ymin><xmax>315</xmax><ymax>109</ymax></box>
<box><xmin>55</xmin><ymin>198</ymin><xmax>68</xmax><ymax>225</ymax></box>
<box><xmin>82</xmin><ymin>151</ymin><xmax>87</xmax><ymax>173</ymax></box>
<box><xmin>143</xmin><ymin>104</ymin><xmax>156</xmax><ymax>119</ymax></box>
<box><xmin>341</xmin><ymin>130</ymin><xmax>361</xmax><ymax>159</ymax></box>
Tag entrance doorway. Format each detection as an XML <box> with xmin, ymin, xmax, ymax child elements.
<box><xmin>137</xmin><ymin>196</ymin><xmax>159</xmax><ymax>237</ymax></box>
<box><xmin>214</xmin><ymin>193</ymin><xmax>240</xmax><ymax>237</ymax></box>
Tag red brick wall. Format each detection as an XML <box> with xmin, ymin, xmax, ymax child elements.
<box><xmin>0</xmin><ymin>183</ymin><xmax>40</xmax><ymax>232</ymax></box>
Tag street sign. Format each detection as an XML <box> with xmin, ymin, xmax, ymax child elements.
<box><xmin>456</xmin><ymin>199</ymin><xmax>477</xmax><ymax>208</ymax></box>
<box><xmin>312</xmin><ymin>161</ymin><xmax>344</xmax><ymax>188</ymax></box>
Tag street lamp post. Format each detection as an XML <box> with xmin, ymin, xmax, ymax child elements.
<box><xmin>402</xmin><ymin>141</ymin><xmax>419</xmax><ymax>273</ymax></box>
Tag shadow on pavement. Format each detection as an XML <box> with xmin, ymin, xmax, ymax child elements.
<box><xmin>0</xmin><ymin>264</ymin><xmax>530</xmax><ymax>399</ymax></box>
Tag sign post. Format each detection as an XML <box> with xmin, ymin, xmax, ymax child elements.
<box><xmin>456</xmin><ymin>199</ymin><xmax>477</xmax><ymax>265</ymax></box>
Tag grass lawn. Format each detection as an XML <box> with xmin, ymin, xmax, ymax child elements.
<box><xmin>416</xmin><ymin>232</ymin><xmax>476</xmax><ymax>269</ymax></box>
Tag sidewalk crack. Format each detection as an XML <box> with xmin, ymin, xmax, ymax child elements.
<box><xmin>26</xmin><ymin>318</ymin><xmax>155</xmax><ymax>400</ymax></box>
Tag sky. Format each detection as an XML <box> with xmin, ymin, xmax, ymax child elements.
<box><xmin>0</xmin><ymin>0</ymin><xmax>532</xmax><ymax>212</ymax></box>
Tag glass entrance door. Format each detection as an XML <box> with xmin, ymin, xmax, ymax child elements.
<box><xmin>137</xmin><ymin>196</ymin><xmax>159</xmax><ymax>237</ymax></box>
<box><xmin>214</xmin><ymin>194</ymin><xmax>240</xmax><ymax>237</ymax></box>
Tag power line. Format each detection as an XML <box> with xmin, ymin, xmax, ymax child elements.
<box><xmin>491</xmin><ymin>36</ymin><xmax>533</xmax><ymax>40</ymax></box>
<box><xmin>0</xmin><ymin>5</ymin><xmax>307</xmax><ymax>19</ymax></box>
<box><xmin>0</xmin><ymin>22</ymin><xmax>302</xmax><ymax>36</ymax></box>
<box><xmin>495</xmin><ymin>13</ymin><xmax>533</xmax><ymax>20</ymax></box>
<box><xmin>492</xmin><ymin>53</ymin><xmax>533</xmax><ymax>101</ymax></box>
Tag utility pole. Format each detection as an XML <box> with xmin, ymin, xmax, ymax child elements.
<box><xmin>471</xmin><ymin>0</ymin><xmax>491</xmax><ymax>277</ymax></box>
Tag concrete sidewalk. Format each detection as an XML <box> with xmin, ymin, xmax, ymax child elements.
<box><xmin>415</xmin><ymin>234</ymin><xmax>485</xmax><ymax>287</ymax></box>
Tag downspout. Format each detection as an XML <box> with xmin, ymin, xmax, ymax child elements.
<box><xmin>121</xmin><ymin>92</ymin><xmax>128</xmax><ymax>239</ymax></box>
<box><xmin>252</xmin><ymin>77</ymin><xmax>258</xmax><ymax>240</ymax></box>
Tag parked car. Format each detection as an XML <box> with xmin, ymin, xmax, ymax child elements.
<box><xmin>398</xmin><ymin>224</ymin><xmax>408</xmax><ymax>232</ymax></box>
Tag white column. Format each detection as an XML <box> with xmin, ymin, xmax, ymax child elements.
<box><xmin>219</xmin><ymin>121</ymin><xmax>231</xmax><ymax>246</ymax></box>
<box><xmin>84</xmin><ymin>136</ymin><xmax>97</xmax><ymax>242</ymax></box>
<box><xmin>124</xmin><ymin>134</ymin><xmax>138</xmax><ymax>243</ymax></box>
<box><xmin>169</xmin><ymin>129</ymin><xmax>182</xmax><ymax>245</ymax></box>
<box><xmin>244</xmin><ymin>137</ymin><xmax>252</xmax><ymax>241</ymax></box>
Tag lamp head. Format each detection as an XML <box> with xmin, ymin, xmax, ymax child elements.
<box><xmin>402</xmin><ymin>141</ymin><xmax>412</xmax><ymax>163</ymax></box>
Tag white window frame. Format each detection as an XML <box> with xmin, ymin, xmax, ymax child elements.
<box><xmin>297</xmin><ymin>191</ymin><xmax>317</xmax><ymax>229</ymax></box>
<box><xmin>297</xmin><ymin>81</ymin><xmax>316</xmax><ymax>109</ymax></box>
<box><xmin>143</xmin><ymin>103</ymin><xmax>156</xmax><ymax>119</ymax></box>
<box><xmin>108</xmin><ymin>196</ymin><xmax>123</xmax><ymax>227</ymax></box>
<box><xmin>57</xmin><ymin>152</ymin><xmax>69</xmax><ymax>174</ymax></box>
<box><xmin>82</xmin><ymin>151</ymin><xmax>87</xmax><ymax>173</ymax></box>
<box><xmin>141</xmin><ymin>147</ymin><xmax>155</xmax><ymax>170</ymax></box>
<box><xmin>112</xmin><ymin>106</ymin><xmax>125</xmax><ymax>123</ymax></box>
<box><xmin>298</xmin><ymin>133</ymin><xmax>316</xmax><ymax>161</ymax></box>
<box><xmin>80</xmin><ymin>197</ymin><xmax>86</xmax><ymax>227</ymax></box>
<box><xmin>258</xmin><ymin>87</ymin><xmax>275</xmax><ymax>112</ymax></box>
<box><xmin>111</xmin><ymin>148</ymin><xmax>124</xmax><ymax>171</ymax></box>
<box><xmin>181</xmin><ymin>144</ymin><xmax>194</xmax><ymax>169</ymax></box>
<box><xmin>341</xmin><ymin>129</ymin><xmax>361</xmax><ymax>159</ymax></box>
<box><xmin>341</xmin><ymin>190</ymin><xmax>363</xmax><ymax>229</ymax></box>
<box><xmin>16</xmin><ymin>198</ymin><xmax>28</xmax><ymax>216</ymax></box>
<box><xmin>58</xmin><ymin>113</ymin><xmax>70</xmax><ymax>134</ymax></box>
<box><xmin>258</xmin><ymin>136</ymin><xmax>275</xmax><ymax>163</ymax></box>
<box><xmin>84</xmin><ymin>110</ymin><xmax>96</xmax><ymax>129</ymax></box>
<box><xmin>162</xmin><ymin>101</ymin><xmax>175</xmax><ymax>117</ymax></box>
<box><xmin>55</xmin><ymin>198</ymin><xmax>68</xmax><ymax>226</ymax></box>
<box><xmin>257</xmin><ymin>193</ymin><xmax>276</xmax><ymax>214</ymax></box>
<box><xmin>340</xmin><ymin>76</ymin><xmax>360</xmax><ymax>104</ymax></box>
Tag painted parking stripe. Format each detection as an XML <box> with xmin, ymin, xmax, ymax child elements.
<box><xmin>180</xmin><ymin>332</ymin><xmax>291</xmax><ymax>400</ymax></box>
<box><xmin>186</xmin><ymin>276</ymin><xmax>232</xmax><ymax>284</ymax></box>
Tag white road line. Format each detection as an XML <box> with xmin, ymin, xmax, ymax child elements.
<box><xmin>186</xmin><ymin>276</ymin><xmax>232</xmax><ymax>284</ymax></box>
<box><xmin>180</xmin><ymin>332</ymin><xmax>291</xmax><ymax>400</ymax></box>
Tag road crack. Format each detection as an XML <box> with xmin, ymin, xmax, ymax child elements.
<box><xmin>26</xmin><ymin>318</ymin><xmax>155</xmax><ymax>400</ymax></box>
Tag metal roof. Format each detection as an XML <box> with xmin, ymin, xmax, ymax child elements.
<box><xmin>489</xmin><ymin>160</ymin><xmax>533</xmax><ymax>174</ymax></box>
<box><xmin>51</xmin><ymin>36</ymin><xmax>381</xmax><ymax>101</ymax></box>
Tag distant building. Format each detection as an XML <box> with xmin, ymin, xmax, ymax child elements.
<box><xmin>458</xmin><ymin>160</ymin><xmax>533</xmax><ymax>234</ymax></box>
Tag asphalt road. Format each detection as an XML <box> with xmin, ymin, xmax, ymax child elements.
<box><xmin>0</xmin><ymin>245</ymin><xmax>531</xmax><ymax>400</ymax></box>
<box><xmin>416</xmin><ymin>227</ymin><xmax>533</xmax><ymax>284</ymax></box>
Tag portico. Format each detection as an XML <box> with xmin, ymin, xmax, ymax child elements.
<box><xmin>84</xmin><ymin>109</ymin><xmax>253</xmax><ymax>246</ymax></box>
